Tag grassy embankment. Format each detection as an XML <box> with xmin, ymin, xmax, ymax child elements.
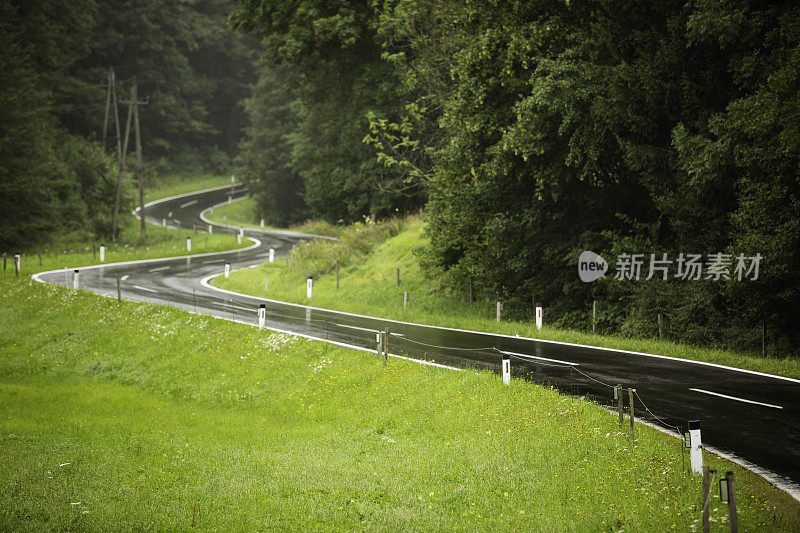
<box><xmin>205</xmin><ymin>195</ymin><xmax>342</xmax><ymax>237</ymax></box>
<box><xmin>1</xmin><ymin>275</ymin><xmax>797</xmax><ymax>530</ymax></box>
<box><xmin>5</xmin><ymin>175</ymin><xmax>246</xmax><ymax>276</ymax></box>
<box><xmin>213</xmin><ymin>207</ymin><xmax>800</xmax><ymax>379</ymax></box>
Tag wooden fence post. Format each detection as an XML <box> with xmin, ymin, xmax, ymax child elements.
<box><xmin>628</xmin><ymin>388</ymin><xmax>636</xmax><ymax>442</ymax></box>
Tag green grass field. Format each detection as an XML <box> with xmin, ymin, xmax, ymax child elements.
<box><xmin>214</xmin><ymin>215</ymin><xmax>800</xmax><ymax>379</ymax></box>
<box><xmin>1</xmin><ymin>276</ymin><xmax>797</xmax><ymax>530</ymax></box>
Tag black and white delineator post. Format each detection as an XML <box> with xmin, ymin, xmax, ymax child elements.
<box><xmin>258</xmin><ymin>304</ymin><xmax>266</xmax><ymax>330</ymax></box>
<box><xmin>502</xmin><ymin>353</ymin><xmax>511</xmax><ymax>386</ymax></box>
<box><xmin>306</xmin><ymin>276</ymin><xmax>313</xmax><ymax>298</ymax></box>
<box><xmin>269</xmin><ymin>248</ymin><xmax>275</xmax><ymax>262</ymax></box>
<box><xmin>224</xmin><ymin>262</ymin><xmax>230</xmax><ymax>278</ymax></box>
<box><xmin>186</xmin><ymin>237</ymin><xmax>191</xmax><ymax>252</ymax></box>
<box><xmin>688</xmin><ymin>420</ymin><xmax>703</xmax><ymax>474</ymax></box>
<box><xmin>536</xmin><ymin>306</ymin><xmax>543</xmax><ymax>330</ymax></box>
<box><xmin>13</xmin><ymin>253</ymin><xmax>20</xmax><ymax>276</ymax></box>
<box><xmin>376</xmin><ymin>332</ymin><xmax>382</xmax><ymax>355</ymax></box>
<box><xmin>72</xmin><ymin>269</ymin><xmax>80</xmax><ymax>289</ymax></box>
<box><xmin>99</xmin><ymin>244</ymin><xmax>105</xmax><ymax>262</ymax></box>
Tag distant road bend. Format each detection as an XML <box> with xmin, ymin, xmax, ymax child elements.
<box><xmin>32</xmin><ymin>184</ymin><xmax>800</xmax><ymax>498</ymax></box>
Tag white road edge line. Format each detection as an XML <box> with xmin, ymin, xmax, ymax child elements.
<box><xmin>132</xmin><ymin>285</ymin><xmax>158</xmax><ymax>293</ymax></box>
<box><xmin>198</xmin><ymin>196</ymin><xmax>337</xmax><ymax>241</ymax></box>
<box><xmin>179</xmin><ymin>199</ymin><xmax>198</xmax><ymax>208</ymax></box>
<box><xmin>148</xmin><ymin>266</ymin><xmax>170</xmax><ymax>272</ymax></box>
<box><xmin>30</xmin><ymin>239</ymin><xmax>261</xmax><ymax>281</ymax></box>
<box><xmin>200</xmin><ymin>271</ymin><xmax>800</xmax><ymax>385</ymax></box>
<box><xmin>120</xmin><ymin>275</ymin><xmax>130</xmax><ymax>281</ymax></box>
<box><xmin>500</xmin><ymin>350</ymin><xmax>580</xmax><ymax>367</ymax></box>
<box><xmin>689</xmin><ymin>388</ymin><xmax>783</xmax><ymax>410</ymax></box>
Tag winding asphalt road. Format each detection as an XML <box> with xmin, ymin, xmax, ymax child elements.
<box><xmin>33</xmin><ymin>184</ymin><xmax>800</xmax><ymax>497</ymax></box>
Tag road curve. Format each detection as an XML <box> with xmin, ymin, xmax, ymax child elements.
<box><xmin>32</xmin><ymin>183</ymin><xmax>800</xmax><ymax>497</ymax></box>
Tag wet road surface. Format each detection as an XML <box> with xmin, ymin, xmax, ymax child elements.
<box><xmin>32</xmin><ymin>184</ymin><xmax>800</xmax><ymax>494</ymax></box>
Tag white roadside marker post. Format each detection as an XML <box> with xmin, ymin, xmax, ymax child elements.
<box><xmin>231</xmin><ymin>175</ymin><xmax>235</xmax><ymax>184</ymax></box>
<box><xmin>496</xmin><ymin>301</ymin><xmax>502</xmax><ymax>322</ymax></box>
<box><xmin>99</xmin><ymin>244</ymin><xmax>105</xmax><ymax>262</ymax></box>
<box><xmin>14</xmin><ymin>253</ymin><xmax>20</xmax><ymax>277</ymax></box>
<box><xmin>72</xmin><ymin>269</ymin><xmax>80</xmax><ymax>289</ymax></box>
<box><xmin>208</xmin><ymin>224</ymin><xmax>212</xmax><ymax>234</ymax></box>
<box><xmin>306</xmin><ymin>276</ymin><xmax>313</xmax><ymax>299</ymax></box>
<box><xmin>224</xmin><ymin>263</ymin><xmax>230</xmax><ymax>278</ymax></box>
<box><xmin>186</xmin><ymin>237</ymin><xmax>191</xmax><ymax>252</ymax></box>
<box><xmin>269</xmin><ymin>248</ymin><xmax>274</xmax><ymax>263</ymax></box>
<box><xmin>502</xmin><ymin>353</ymin><xmax>511</xmax><ymax>386</ymax></box>
<box><xmin>258</xmin><ymin>304</ymin><xmax>266</xmax><ymax>330</ymax></box>
<box><xmin>228</xmin><ymin>195</ymin><xmax>232</xmax><ymax>204</ymax></box>
<box><xmin>162</xmin><ymin>218</ymin><xmax>166</xmax><ymax>227</ymax></box>
<box><xmin>404</xmin><ymin>290</ymin><xmax>409</xmax><ymax>308</ymax></box>
<box><xmin>536</xmin><ymin>306</ymin><xmax>543</xmax><ymax>330</ymax></box>
<box><xmin>260</xmin><ymin>219</ymin><xmax>265</xmax><ymax>228</ymax></box>
<box><xmin>689</xmin><ymin>420</ymin><xmax>703</xmax><ymax>474</ymax></box>
<box><xmin>376</xmin><ymin>332</ymin><xmax>382</xmax><ymax>355</ymax></box>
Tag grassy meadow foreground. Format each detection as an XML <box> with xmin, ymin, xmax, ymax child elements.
<box><xmin>211</xmin><ymin>209</ymin><xmax>800</xmax><ymax>380</ymax></box>
<box><xmin>1</xmin><ymin>277</ymin><xmax>797</xmax><ymax>530</ymax></box>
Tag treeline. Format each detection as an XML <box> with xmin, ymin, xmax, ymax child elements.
<box><xmin>0</xmin><ymin>0</ymin><xmax>256</xmax><ymax>248</ymax></box>
<box><xmin>233</xmin><ymin>0</ymin><xmax>800</xmax><ymax>353</ymax></box>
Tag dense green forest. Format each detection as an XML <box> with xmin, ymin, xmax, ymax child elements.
<box><xmin>2</xmin><ymin>0</ymin><xmax>799</xmax><ymax>354</ymax></box>
<box><xmin>0</xmin><ymin>0</ymin><xmax>256</xmax><ymax>246</ymax></box>
<box><xmin>231</xmin><ymin>0</ymin><xmax>800</xmax><ymax>353</ymax></box>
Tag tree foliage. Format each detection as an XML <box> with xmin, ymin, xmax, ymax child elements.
<box><xmin>0</xmin><ymin>0</ymin><xmax>257</xmax><ymax>249</ymax></box>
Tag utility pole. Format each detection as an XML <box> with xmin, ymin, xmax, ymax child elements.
<box><xmin>122</xmin><ymin>78</ymin><xmax>149</xmax><ymax>241</ymax></box>
<box><xmin>110</xmin><ymin>68</ymin><xmax>123</xmax><ymax>166</ymax></box>
<box><xmin>111</xmin><ymin>86</ymin><xmax>133</xmax><ymax>241</ymax></box>
<box><xmin>101</xmin><ymin>69</ymin><xmax>112</xmax><ymax>150</ymax></box>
